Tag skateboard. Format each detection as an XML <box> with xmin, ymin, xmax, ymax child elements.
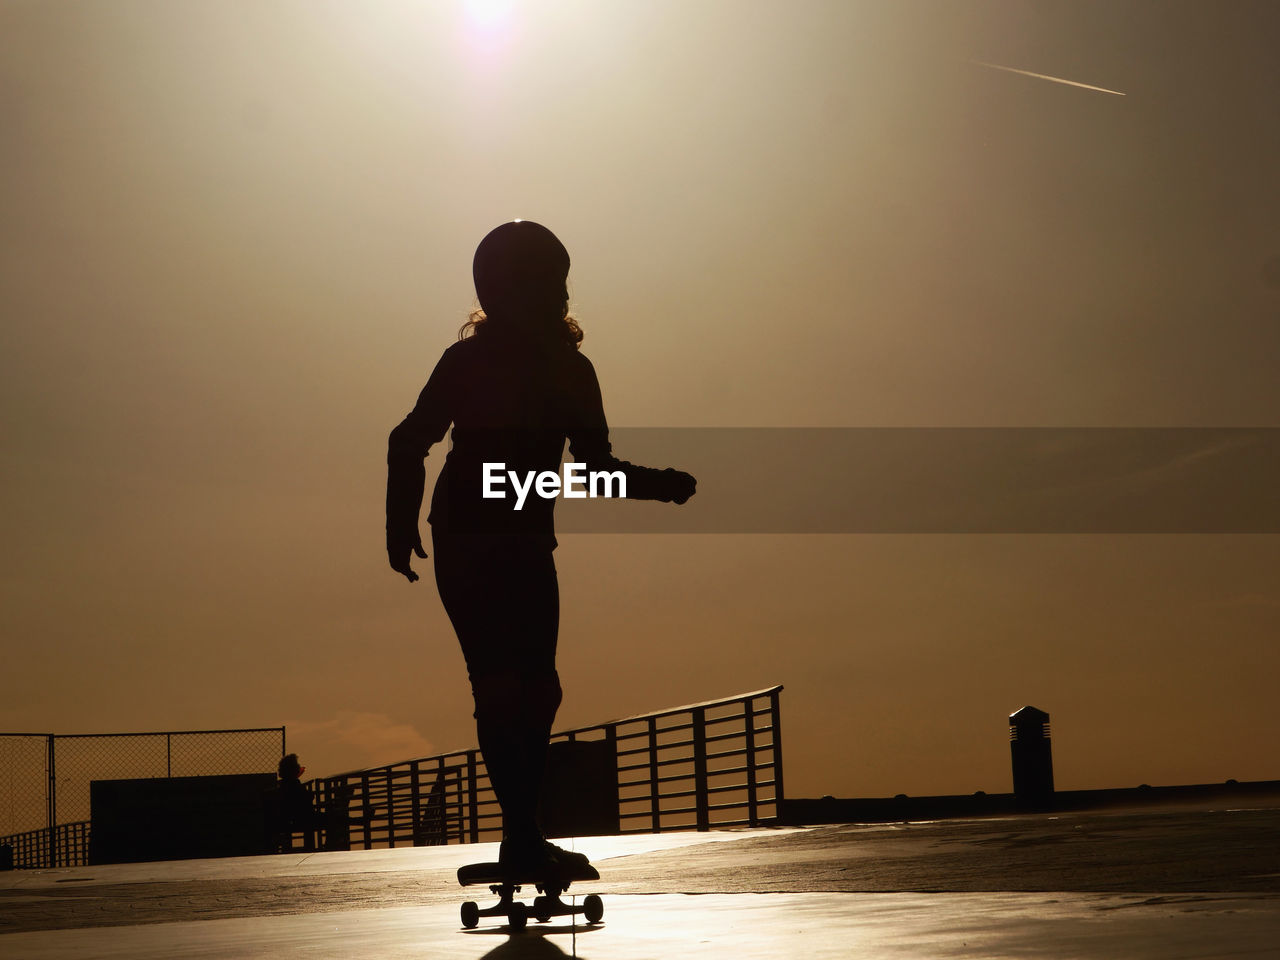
<box><xmin>457</xmin><ymin>860</ymin><xmax>603</xmax><ymax>931</ymax></box>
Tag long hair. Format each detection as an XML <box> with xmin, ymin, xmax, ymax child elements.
<box><xmin>458</xmin><ymin>303</ymin><xmax>584</xmax><ymax>349</ymax></box>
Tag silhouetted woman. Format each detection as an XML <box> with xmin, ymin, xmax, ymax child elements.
<box><xmin>386</xmin><ymin>221</ymin><xmax>695</xmax><ymax>873</ymax></box>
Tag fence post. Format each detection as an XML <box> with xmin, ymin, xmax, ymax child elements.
<box><xmin>692</xmin><ymin>708</ymin><xmax>709</xmax><ymax>832</ymax></box>
<box><xmin>46</xmin><ymin>735</ymin><xmax>55</xmax><ymax>869</ymax></box>
<box><xmin>410</xmin><ymin>760</ymin><xmax>422</xmax><ymax>846</ymax></box>
<box><xmin>383</xmin><ymin>768</ymin><xmax>391</xmax><ymax>848</ymax></box>
<box><xmin>744</xmin><ymin>697</ymin><xmax>759</xmax><ymax>827</ymax></box>
<box><xmin>605</xmin><ymin>722</ymin><xmax>620</xmax><ymax>835</ymax></box>
<box><xmin>360</xmin><ymin>772</ymin><xmax>371</xmax><ymax>849</ymax></box>
<box><xmin>770</xmin><ymin>689</ymin><xmax>785</xmax><ymax>815</ymax></box>
<box><xmin>466</xmin><ymin>751</ymin><xmax>479</xmax><ymax>844</ymax></box>
<box><xmin>449</xmin><ymin>762</ymin><xmax>462</xmax><ymax>842</ymax></box>
<box><xmin>647</xmin><ymin>717</ymin><xmax>660</xmax><ymax>833</ymax></box>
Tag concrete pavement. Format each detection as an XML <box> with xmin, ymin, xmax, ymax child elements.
<box><xmin>2</xmin><ymin>806</ymin><xmax>1277</xmax><ymax>958</ymax></box>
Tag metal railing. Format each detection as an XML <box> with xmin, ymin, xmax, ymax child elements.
<box><xmin>314</xmin><ymin>685</ymin><xmax>784</xmax><ymax>849</ymax></box>
<box><xmin>0</xmin><ymin>820</ymin><xmax>90</xmax><ymax>869</ymax></box>
<box><xmin>603</xmin><ymin>685</ymin><xmax>784</xmax><ymax>833</ymax></box>
<box><xmin>309</xmin><ymin>750</ymin><xmax>481</xmax><ymax>851</ymax></box>
<box><xmin>0</xmin><ymin>691</ymin><xmax>784</xmax><ymax>865</ymax></box>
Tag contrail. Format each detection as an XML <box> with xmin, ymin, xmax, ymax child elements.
<box><xmin>970</xmin><ymin>60</ymin><xmax>1126</xmax><ymax>96</ymax></box>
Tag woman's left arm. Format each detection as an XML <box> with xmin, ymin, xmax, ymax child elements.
<box><xmin>565</xmin><ymin>354</ymin><xmax>696</xmax><ymax>504</ymax></box>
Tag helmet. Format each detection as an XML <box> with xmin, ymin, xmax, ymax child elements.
<box><xmin>472</xmin><ymin>220</ymin><xmax>570</xmax><ymax>316</ymax></box>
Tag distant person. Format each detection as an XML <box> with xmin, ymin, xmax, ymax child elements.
<box><xmin>386</xmin><ymin>221</ymin><xmax>695</xmax><ymax>874</ymax></box>
<box><xmin>277</xmin><ymin>753</ymin><xmax>319</xmax><ymax>843</ymax></box>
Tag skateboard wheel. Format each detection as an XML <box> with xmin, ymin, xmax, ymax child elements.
<box><xmin>533</xmin><ymin>896</ymin><xmax>553</xmax><ymax>922</ymax></box>
<box><xmin>460</xmin><ymin>901</ymin><xmax>479</xmax><ymax>929</ymax></box>
<box><xmin>583</xmin><ymin>894</ymin><xmax>604</xmax><ymax>924</ymax></box>
<box><xmin>508</xmin><ymin>901</ymin><xmax>529</xmax><ymax>931</ymax></box>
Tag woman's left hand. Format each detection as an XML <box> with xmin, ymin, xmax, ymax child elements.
<box><xmin>387</xmin><ymin>529</ymin><xmax>428</xmax><ymax>582</ymax></box>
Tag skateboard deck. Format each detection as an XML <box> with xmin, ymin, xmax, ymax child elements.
<box><xmin>457</xmin><ymin>860</ymin><xmax>603</xmax><ymax>931</ymax></box>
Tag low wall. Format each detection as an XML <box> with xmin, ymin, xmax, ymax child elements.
<box><xmin>781</xmin><ymin>779</ymin><xmax>1280</xmax><ymax>824</ymax></box>
<box><xmin>90</xmin><ymin>773</ymin><xmax>277</xmax><ymax>865</ymax></box>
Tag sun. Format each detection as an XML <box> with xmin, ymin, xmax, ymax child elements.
<box><xmin>462</xmin><ymin>0</ymin><xmax>515</xmax><ymax>33</ymax></box>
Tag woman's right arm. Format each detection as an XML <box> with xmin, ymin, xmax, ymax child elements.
<box><xmin>386</xmin><ymin>349</ymin><xmax>455</xmax><ymax>581</ymax></box>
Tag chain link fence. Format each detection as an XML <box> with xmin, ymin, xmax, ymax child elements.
<box><xmin>0</xmin><ymin>735</ymin><xmax>49</xmax><ymax>839</ymax></box>
<box><xmin>0</xmin><ymin>728</ymin><xmax>284</xmax><ymax>868</ymax></box>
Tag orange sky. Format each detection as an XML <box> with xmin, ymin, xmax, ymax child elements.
<box><xmin>2</xmin><ymin>1</ymin><xmax>1278</xmax><ymax>808</ymax></box>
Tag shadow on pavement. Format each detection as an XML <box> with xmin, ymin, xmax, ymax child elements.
<box><xmin>467</xmin><ymin>923</ymin><xmax>604</xmax><ymax>959</ymax></box>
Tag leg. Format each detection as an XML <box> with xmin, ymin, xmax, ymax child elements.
<box><xmin>471</xmin><ymin>668</ymin><xmax>562</xmax><ymax>845</ymax></box>
<box><xmin>433</xmin><ymin>534</ymin><xmax>565</xmax><ymax>855</ymax></box>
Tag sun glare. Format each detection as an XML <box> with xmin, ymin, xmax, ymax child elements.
<box><xmin>462</xmin><ymin>0</ymin><xmax>515</xmax><ymax>33</ymax></box>
<box><xmin>458</xmin><ymin>0</ymin><xmax>520</xmax><ymax>61</ymax></box>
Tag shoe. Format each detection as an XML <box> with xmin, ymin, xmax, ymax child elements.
<box><xmin>499</xmin><ymin>835</ymin><xmax>591</xmax><ymax>877</ymax></box>
<box><xmin>543</xmin><ymin>839</ymin><xmax>591</xmax><ymax>872</ymax></box>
